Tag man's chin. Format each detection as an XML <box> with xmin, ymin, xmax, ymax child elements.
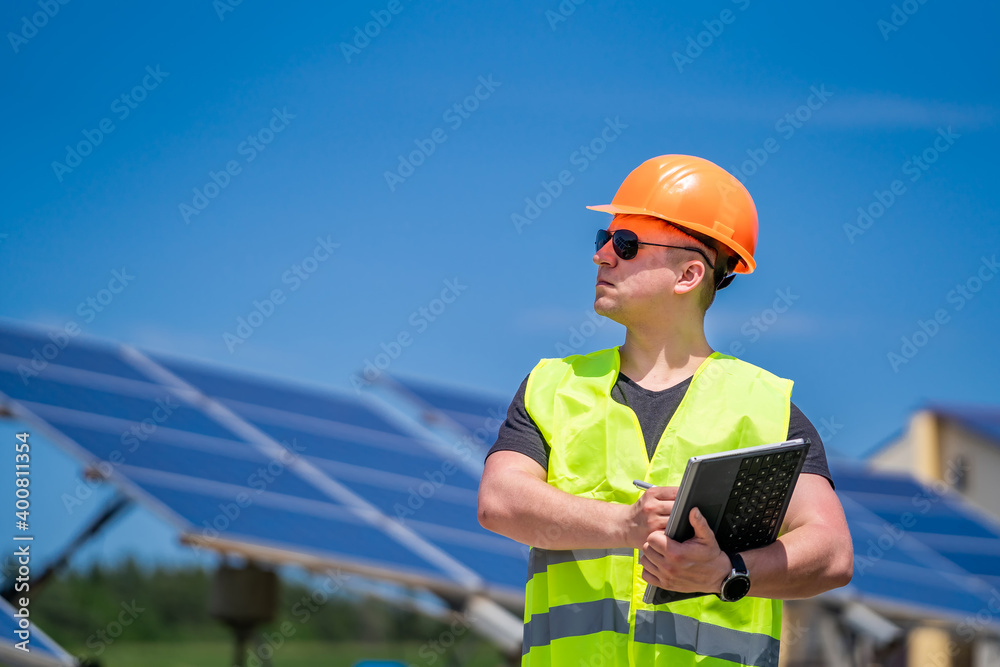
<box><xmin>594</xmin><ymin>300</ymin><xmax>626</xmax><ymax>325</ymax></box>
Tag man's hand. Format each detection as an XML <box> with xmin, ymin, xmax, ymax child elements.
<box><xmin>624</xmin><ymin>486</ymin><xmax>678</xmax><ymax>549</ymax></box>
<box><xmin>639</xmin><ymin>507</ymin><xmax>730</xmax><ymax>594</ymax></box>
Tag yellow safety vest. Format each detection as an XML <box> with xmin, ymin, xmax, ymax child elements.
<box><xmin>522</xmin><ymin>347</ymin><xmax>792</xmax><ymax>667</ymax></box>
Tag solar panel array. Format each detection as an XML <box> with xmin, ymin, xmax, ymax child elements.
<box><xmin>831</xmin><ymin>462</ymin><xmax>1000</xmax><ymax>626</ymax></box>
<box><xmin>385</xmin><ymin>372</ymin><xmax>1000</xmax><ymax>631</ymax></box>
<box><xmin>5</xmin><ymin>319</ymin><xmax>1000</xmax><ymax>633</ymax></box>
<box><xmin>0</xmin><ymin>323</ymin><xmax>526</xmax><ymax>608</ymax></box>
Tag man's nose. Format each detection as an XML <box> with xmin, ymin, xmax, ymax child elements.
<box><xmin>594</xmin><ymin>242</ymin><xmax>617</xmax><ymax>267</ymax></box>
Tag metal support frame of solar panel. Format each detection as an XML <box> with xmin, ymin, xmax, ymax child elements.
<box><xmin>829</xmin><ymin>461</ymin><xmax>1000</xmax><ymax>632</ymax></box>
<box><xmin>0</xmin><ymin>595</ymin><xmax>77</xmax><ymax>667</ymax></box>
<box><xmin>0</xmin><ymin>322</ymin><xmax>527</xmax><ymax>614</ymax></box>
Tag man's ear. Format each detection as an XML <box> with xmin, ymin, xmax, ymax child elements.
<box><xmin>674</xmin><ymin>259</ymin><xmax>710</xmax><ymax>296</ymax></box>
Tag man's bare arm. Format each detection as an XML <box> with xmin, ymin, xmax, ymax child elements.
<box><xmin>478</xmin><ymin>450</ymin><xmax>677</xmax><ymax>550</ymax></box>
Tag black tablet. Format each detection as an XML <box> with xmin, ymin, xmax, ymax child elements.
<box><xmin>643</xmin><ymin>437</ymin><xmax>811</xmax><ymax>605</ymax></box>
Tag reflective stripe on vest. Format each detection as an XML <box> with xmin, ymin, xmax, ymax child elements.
<box><xmin>527</xmin><ymin>547</ymin><xmax>635</xmax><ymax>577</ymax></box>
<box><xmin>634</xmin><ymin>609</ymin><xmax>780</xmax><ymax>667</ymax></box>
<box><xmin>522</xmin><ymin>348</ymin><xmax>792</xmax><ymax>667</ymax></box>
<box><xmin>523</xmin><ymin>598</ymin><xmax>631</xmax><ymax>655</ymax></box>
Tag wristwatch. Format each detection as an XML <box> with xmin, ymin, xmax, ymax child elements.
<box><xmin>718</xmin><ymin>552</ymin><xmax>751</xmax><ymax>602</ymax></box>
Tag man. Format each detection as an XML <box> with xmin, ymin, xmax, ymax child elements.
<box><xmin>478</xmin><ymin>155</ymin><xmax>853</xmax><ymax>666</ymax></box>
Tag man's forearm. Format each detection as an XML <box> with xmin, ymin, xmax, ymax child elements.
<box><xmin>740</xmin><ymin>522</ymin><xmax>854</xmax><ymax>599</ymax></box>
<box><xmin>478</xmin><ymin>468</ymin><xmax>629</xmax><ymax>550</ymax></box>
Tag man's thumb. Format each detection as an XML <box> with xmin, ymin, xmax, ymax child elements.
<box><xmin>691</xmin><ymin>507</ymin><xmax>712</xmax><ymax>537</ymax></box>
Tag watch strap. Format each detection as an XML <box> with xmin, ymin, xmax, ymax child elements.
<box><xmin>727</xmin><ymin>551</ymin><xmax>748</xmax><ymax>575</ymax></box>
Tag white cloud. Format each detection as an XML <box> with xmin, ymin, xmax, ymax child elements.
<box><xmin>816</xmin><ymin>94</ymin><xmax>996</xmax><ymax>130</ymax></box>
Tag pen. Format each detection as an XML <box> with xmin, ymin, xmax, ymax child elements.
<box><xmin>633</xmin><ymin>480</ymin><xmax>653</xmax><ymax>490</ymax></box>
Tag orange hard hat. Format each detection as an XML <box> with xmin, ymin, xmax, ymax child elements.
<box><xmin>587</xmin><ymin>154</ymin><xmax>759</xmax><ymax>274</ymax></box>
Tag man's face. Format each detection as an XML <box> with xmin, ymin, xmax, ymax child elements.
<box><xmin>593</xmin><ymin>214</ymin><xmax>712</xmax><ymax>322</ymax></box>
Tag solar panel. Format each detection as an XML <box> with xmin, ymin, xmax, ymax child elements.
<box><xmin>50</xmin><ymin>423</ymin><xmax>336</xmax><ymax>503</ymax></box>
<box><xmin>386</xmin><ymin>375</ymin><xmax>508</xmax><ymax>442</ymax></box>
<box><xmin>0</xmin><ymin>322</ymin><xmax>526</xmax><ymax>605</ymax></box>
<box><xmin>123</xmin><ymin>470</ymin><xmax>457</xmax><ymax>576</ymax></box>
<box><xmin>0</xmin><ymin>596</ymin><xmax>76</xmax><ymax>667</ymax></box>
<box><xmin>153</xmin><ymin>355</ymin><xmax>408</xmax><ymax>437</ymax></box>
<box><xmin>831</xmin><ymin>461</ymin><xmax>1000</xmax><ymax>628</ymax></box>
<box><xmin>245</xmin><ymin>422</ymin><xmax>479</xmax><ymax>490</ymax></box>
<box><xmin>0</xmin><ymin>323</ymin><xmax>149</xmax><ymax>384</ymax></box>
<box><xmin>391</xmin><ymin>376</ymin><xmax>509</xmax><ymax>421</ymax></box>
<box><xmin>0</xmin><ymin>372</ymin><xmax>232</xmax><ymax>439</ymax></box>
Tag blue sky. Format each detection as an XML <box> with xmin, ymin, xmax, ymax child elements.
<box><xmin>2</xmin><ymin>0</ymin><xmax>999</xmax><ymax>568</ymax></box>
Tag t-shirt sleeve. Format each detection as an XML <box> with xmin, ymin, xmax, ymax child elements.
<box><xmin>788</xmin><ymin>402</ymin><xmax>835</xmax><ymax>490</ymax></box>
<box><xmin>485</xmin><ymin>373</ymin><xmax>549</xmax><ymax>472</ymax></box>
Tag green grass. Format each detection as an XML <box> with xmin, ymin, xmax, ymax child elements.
<box><xmin>75</xmin><ymin>640</ymin><xmax>508</xmax><ymax>667</ymax></box>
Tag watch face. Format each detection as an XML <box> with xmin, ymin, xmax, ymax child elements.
<box><xmin>724</xmin><ymin>575</ymin><xmax>751</xmax><ymax>601</ymax></box>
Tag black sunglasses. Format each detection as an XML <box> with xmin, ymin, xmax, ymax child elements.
<box><xmin>595</xmin><ymin>229</ymin><xmax>736</xmax><ymax>290</ymax></box>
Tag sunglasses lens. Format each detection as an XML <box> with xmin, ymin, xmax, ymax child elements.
<box><xmin>612</xmin><ymin>230</ymin><xmax>638</xmax><ymax>259</ymax></box>
<box><xmin>595</xmin><ymin>229</ymin><xmax>612</xmax><ymax>253</ymax></box>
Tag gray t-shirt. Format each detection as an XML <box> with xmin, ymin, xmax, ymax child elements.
<box><xmin>487</xmin><ymin>370</ymin><xmax>834</xmax><ymax>489</ymax></box>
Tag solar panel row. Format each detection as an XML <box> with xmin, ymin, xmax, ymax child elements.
<box><xmin>5</xmin><ymin>319</ymin><xmax>1000</xmax><ymax>643</ymax></box>
<box><xmin>0</xmin><ymin>324</ymin><xmax>528</xmax><ymax>614</ymax></box>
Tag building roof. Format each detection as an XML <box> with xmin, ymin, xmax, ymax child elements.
<box><xmin>926</xmin><ymin>403</ymin><xmax>1000</xmax><ymax>448</ymax></box>
<box><xmin>862</xmin><ymin>403</ymin><xmax>1000</xmax><ymax>459</ymax></box>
